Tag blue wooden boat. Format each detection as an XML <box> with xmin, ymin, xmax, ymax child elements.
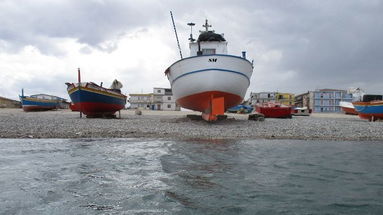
<box><xmin>353</xmin><ymin>101</ymin><xmax>383</xmax><ymax>121</ymax></box>
<box><xmin>19</xmin><ymin>90</ymin><xmax>59</xmax><ymax>112</ymax></box>
<box><xmin>66</xmin><ymin>69</ymin><xmax>127</xmax><ymax>117</ymax></box>
<box><xmin>352</xmin><ymin>94</ymin><xmax>383</xmax><ymax>121</ymax></box>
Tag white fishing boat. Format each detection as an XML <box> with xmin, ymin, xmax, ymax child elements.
<box><xmin>339</xmin><ymin>87</ymin><xmax>365</xmax><ymax>115</ymax></box>
<box><xmin>339</xmin><ymin>101</ymin><xmax>358</xmax><ymax>115</ymax></box>
<box><xmin>165</xmin><ymin>19</ymin><xmax>253</xmax><ymax>121</ymax></box>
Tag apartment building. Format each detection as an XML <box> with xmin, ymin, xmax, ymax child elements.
<box><xmin>249</xmin><ymin>92</ymin><xmax>276</xmax><ymax>105</ymax></box>
<box><xmin>128</xmin><ymin>87</ymin><xmax>180</xmax><ymax>111</ymax></box>
<box><xmin>295</xmin><ymin>89</ymin><xmax>353</xmax><ymax>112</ymax></box>
<box><xmin>249</xmin><ymin>91</ymin><xmax>294</xmax><ymax>106</ymax></box>
<box><xmin>310</xmin><ymin>89</ymin><xmax>352</xmax><ymax>112</ymax></box>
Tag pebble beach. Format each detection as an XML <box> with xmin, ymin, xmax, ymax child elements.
<box><xmin>0</xmin><ymin>108</ymin><xmax>382</xmax><ymax>141</ymax></box>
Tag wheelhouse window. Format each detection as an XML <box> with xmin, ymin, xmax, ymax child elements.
<box><xmin>202</xmin><ymin>49</ymin><xmax>216</xmax><ymax>55</ymax></box>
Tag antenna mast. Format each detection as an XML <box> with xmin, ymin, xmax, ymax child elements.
<box><xmin>170</xmin><ymin>11</ymin><xmax>183</xmax><ymax>59</ymax></box>
<box><xmin>188</xmin><ymin>22</ymin><xmax>195</xmax><ymax>42</ymax></box>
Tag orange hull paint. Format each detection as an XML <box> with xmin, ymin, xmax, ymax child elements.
<box><xmin>177</xmin><ymin>91</ymin><xmax>242</xmax><ymax>121</ymax></box>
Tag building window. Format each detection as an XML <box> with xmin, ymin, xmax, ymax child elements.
<box><xmin>202</xmin><ymin>49</ymin><xmax>215</xmax><ymax>55</ymax></box>
<box><xmin>157</xmin><ymin>90</ymin><xmax>161</xmax><ymax>93</ymax></box>
<box><xmin>167</xmin><ymin>104</ymin><xmax>171</xmax><ymax>108</ymax></box>
<box><xmin>168</xmin><ymin>97</ymin><xmax>171</xmax><ymax>100</ymax></box>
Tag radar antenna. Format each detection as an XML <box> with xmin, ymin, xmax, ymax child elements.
<box><xmin>187</xmin><ymin>22</ymin><xmax>195</xmax><ymax>42</ymax></box>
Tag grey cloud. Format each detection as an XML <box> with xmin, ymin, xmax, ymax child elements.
<box><xmin>236</xmin><ymin>0</ymin><xmax>383</xmax><ymax>93</ymax></box>
<box><xmin>0</xmin><ymin>0</ymin><xmax>165</xmax><ymax>55</ymax></box>
<box><xmin>1</xmin><ymin>0</ymin><xmax>382</xmax><ymax>96</ymax></box>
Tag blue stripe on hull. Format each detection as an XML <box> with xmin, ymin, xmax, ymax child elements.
<box><xmin>168</xmin><ymin>54</ymin><xmax>253</xmax><ymax>68</ymax></box>
<box><xmin>20</xmin><ymin>98</ymin><xmax>57</xmax><ymax>107</ymax></box>
<box><xmin>172</xmin><ymin>68</ymin><xmax>250</xmax><ymax>85</ymax></box>
<box><xmin>69</xmin><ymin>89</ymin><xmax>126</xmax><ymax>106</ymax></box>
<box><xmin>354</xmin><ymin>105</ymin><xmax>383</xmax><ymax>114</ymax></box>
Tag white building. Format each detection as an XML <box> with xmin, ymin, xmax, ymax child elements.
<box><xmin>128</xmin><ymin>93</ymin><xmax>152</xmax><ymax>109</ymax></box>
<box><xmin>128</xmin><ymin>88</ymin><xmax>180</xmax><ymax>111</ymax></box>
<box><xmin>249</xmin><ymin>92</ymin><xmax>277</xmax><ymax>105</ymax></box>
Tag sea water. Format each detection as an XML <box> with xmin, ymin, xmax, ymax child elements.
<box><xmin>0</xmin><ymin>138</ymin><xmax>382</xmax><ymax>214</ymax></box>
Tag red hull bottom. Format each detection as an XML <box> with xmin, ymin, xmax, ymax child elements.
<box><xmin>73</xmin><ymin>102</ymin><xmax>124</xmax><ymax>117</ymax></box>
<box><xmin>23</xmin><ymin>106</ymin><xmax>56</xmax><ymax>112</ymax></box>
<box><xmin>341</xmin><ymin>107</ymin><xmax>358</xmax><ymax>115</ymax></box>
<box><xmin>256</xmin><ymin>106</ymin><xmax>292</xmax><ymax>118</ymax></box>
<box><xmin>358</xmin><ymin>113</ymin><xmax>383</xmax><ymax>121</ymax></box>
<box><xmin>70</xmin><ymin>104</ymin><xmax>79</xmax><ymax>112</ymax></box>
<box><xmin>177</xmin><ymin>91</ymin><xmax>242</xmax><ymax>121</ymax></box>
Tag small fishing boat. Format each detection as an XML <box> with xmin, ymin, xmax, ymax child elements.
<box><xmin>256</xmin><ymin>102</ymin><xmax>292</xmax><ymax>118</ymax></box>
<box><xmin>339</xmin><ymin>88</ymin><xmax>369</xmax><ymax>115</ymax></box>
<box><xmin>165</xmin><ymin>16</ymin><xmax>253</xmax><ymax>121</ymax></box>
<box><xmin>19</xmin><ymin>89</ymin><xmax>59</xmax><ymax>112</ymax></box>
<box><xmin>353</xmin><ymin>100</ymin><xmax>383</xmax><ymax>121</ymax></box>
<box><xmin>66</xmin><ymin>69</ymin><xmax>127</xmax><ymax>118</ymax></box>
<box><xmin>291</xmin><ymin>107</ymin><xmax>311</xmax><ymax>116</ymax></box>
<box><xmin>339</xmin><ymin>101</ymin><xmax>358</xmax><ymax>115</ymax></box>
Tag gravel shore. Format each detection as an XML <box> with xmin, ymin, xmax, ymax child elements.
<box><xmin>0</xmin><ymin>108</ymin><xmax>382</xmax><ymax>141</ymax></box>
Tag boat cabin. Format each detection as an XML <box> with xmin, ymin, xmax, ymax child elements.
<box><xmin>362</xmin><ymin>94</ymin><xmax>383</xmax><ymax>102</ymax></box>
<box><xmin>189</xmin><ymin>20</ymin><xmax>228</xmax><ymax>57</ymax></box>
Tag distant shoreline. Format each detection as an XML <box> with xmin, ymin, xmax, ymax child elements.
<box><xmin>0</xmin><ymin>108</ymin><xmax>381</xmax><ymax>141</ymax></box>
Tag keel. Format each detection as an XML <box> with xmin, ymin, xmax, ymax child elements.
<box><xmin>202</xmin><ymin>96</ymin><xmax>225</xmax><ymax>122</ymax></box>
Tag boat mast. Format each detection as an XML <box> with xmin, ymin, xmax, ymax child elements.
<box><xmin>78</xmin><ymin>68</ymin><xmax>82</xmax><ymax>118</ymax></box>
<box><xmin>170</xmin><ymin>11</ymin><xmax>183</xmax><ymax>59</ymax></box>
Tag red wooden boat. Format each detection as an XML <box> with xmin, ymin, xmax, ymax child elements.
<box><xmin>256</xmin><ymin>102</ymin><xmax>292</xmax><ymax>118</ymax></box>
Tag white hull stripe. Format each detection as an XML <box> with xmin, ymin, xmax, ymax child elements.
<box><xmin>171</xmin><ymin>68</ymin><xmax>250</xmax><ymax>85</ymax></box>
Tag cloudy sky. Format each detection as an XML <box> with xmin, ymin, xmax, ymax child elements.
<box><xmin>1</xmin><ymin>0</ymin><xmax>382</xmax><ymax>101</ymax></box>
